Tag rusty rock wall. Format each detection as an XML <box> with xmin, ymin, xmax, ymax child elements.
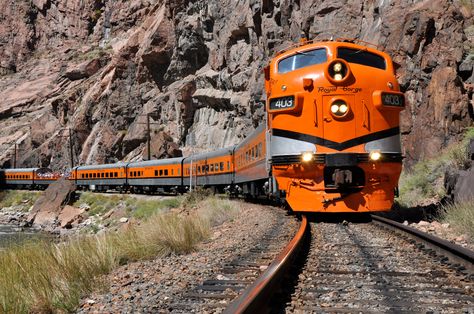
<box><xmin>0</xmin><ymin>0</ymin><xmax>472</xmax><ymax>170</ymax></box>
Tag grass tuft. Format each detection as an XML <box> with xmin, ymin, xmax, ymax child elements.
<box><xmin>197</xmin><ymin>197</ymin><xmax>240</xmax><ymax>227</ymax></box>
<box><xmin>440</xmin><ymin>201</ymin><xmax>474</xmax><ymax>240</ymax></box>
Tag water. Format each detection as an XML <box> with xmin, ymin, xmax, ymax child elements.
<box><xmin>0</xmin><ymin>224</ymin><xmax>43</xmax><ymax>249</ymax></box>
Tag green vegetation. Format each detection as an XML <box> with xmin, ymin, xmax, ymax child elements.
<box><xmin>72</xmin><ymin>45</ymin><xmax>112</xmax><ymax>62</ymax></box>
<box><xmin>128</xmin><ymin>198</ymin><xmax>180</xmax><ymax>219</ymax></box>
<box><xmin>181</xmin><ymin>187</ymin><xmax>214</xmax><ymax>209</ymax></box>
<box><xmin>73</xmin><ymin>192</ymin><xmax>180</xmax><ymax>219</ymax></box>
<box><xmin>74</xmin><ymin>192</ymin><xmax>124</xmax><ymax>216</ymax></box>
<box><xmin>398</xmin><ymin>127</ymin><xmax>474</xmax><ymax>207</ymax></box>
<box><xmin>440</xmin><ymin>201</ymin><xmax>474</xmax><ymax>240</ymax></box>
<box><xmin>0</xmin><ymin>195</ymin><xmax>240</xmax><ymax>312</ymax></box>
<box><xmin>0</xmin><ymin>190</ymin><xmax>41</xmax><ymax>211</ymax></box>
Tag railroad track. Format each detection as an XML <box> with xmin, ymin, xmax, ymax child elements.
<box><xmin>226</xmin><ymin>215</ymin><xmax>474</xmax><ymax>313</ymax></box>
<box><xmin>165</xmin><ymin>210</ymin><xmax>301</xmax><ymax>313</ymax></box>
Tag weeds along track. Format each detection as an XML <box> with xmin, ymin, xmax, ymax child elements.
<box><xmin>283</xmin><ymin>218</ymin><xmax>474</xmax><ymax>313</ymax></box>
<box><xmin>163</xmin><ymin>208</ymin><xmax>300</xmax><ymax>313</ymax></box>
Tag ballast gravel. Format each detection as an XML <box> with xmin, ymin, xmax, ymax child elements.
<box><xmin>78</xmin><ymin>202</ymin><xmax>298</xmax><ymax>313</ymax></box>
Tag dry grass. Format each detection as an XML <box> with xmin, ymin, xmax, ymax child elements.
<box><xmin>197</xmin><ymin>197</ymin><xmax>240</xmax><ymax>227</ymax></box>
<box><xmin>440</xmin><ymin>201</ymin><xmax>474</xmax><ymax>240</ymax></box>
<box><xmin>0</xmin><ymin>195</ymin><xmax>240</xmax><ymax>312</ymax></box>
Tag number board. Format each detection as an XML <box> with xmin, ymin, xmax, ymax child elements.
<box><xmin>381</xmin><ymin>92</ymin><xmax>405</xmax><ymax>107</ymax></box>
<box><xmin>269</xmin><ymin>96</ymin><xmax>295</xmax><ymax>110</ymax></box>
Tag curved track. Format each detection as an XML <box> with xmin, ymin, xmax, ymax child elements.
<box><xmin>224</xmin><ymin>215</ymin><xmax>308</xmax><ymax>313</ymax></box>
<box><xmin>226</xmin><ymin>215</ymin><xmax>474</xmax><ymax>313</ymax></box>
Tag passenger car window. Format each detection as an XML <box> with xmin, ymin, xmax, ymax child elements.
<box><xmin>278</xmin><ymin>48</ymin><xmax>327</xmax><ymax>73</ymax></box>
<box><xmin>337</xmin><ymin>48</ymin><xmax>386</xmax><ymax>70</ymax></box>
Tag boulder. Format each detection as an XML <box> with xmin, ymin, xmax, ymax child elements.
<box><xmin>58</xmin><ymin>205</ymin><xmax>85</xmax><ymax>228</ymax></box>
<box><xmin>453</xmin><ymin>168</ymin><xmax>474</xmax><ymax>203</ymax></box>
<box><xmin>64</xmin><ymin>59</ymin><xmax>103</xmax><ymax>81</ymax></box>
<box><xmin>27</xmin><ymin>177</ymin><xmax>76</xmax><ymax>227</ymax></box>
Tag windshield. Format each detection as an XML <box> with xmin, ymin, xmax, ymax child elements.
<box><xmin>278</xmin><ymin>48</ymin><xmax>327</xmax><ymax>74</ymax></box>
<box><xmin>337</xmin><ymin>47</ymin><xmax>386</xmax><ymax>70</ymax></box>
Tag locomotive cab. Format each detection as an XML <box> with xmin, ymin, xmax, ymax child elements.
<box><xmin>266</xmin><ymin>39</ymin><xmax>405</xmax><ymax>213</ymax></box>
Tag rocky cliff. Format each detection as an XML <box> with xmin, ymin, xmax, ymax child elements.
<box><xmin>0</xmin><ymin>0</ymin><xmax>472</xmax><ymax>169</ymax></box>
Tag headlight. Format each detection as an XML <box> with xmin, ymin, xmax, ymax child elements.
<box><xmin>302</xmin><ymin>152</ymin><xmax>313</xmax><ymax>162</ymax></box>
<box><xmin>369</xmin><ymin>151</ymin><xmax>381</xmax><ymax>161</ymax></box>
<box><xmin>333</xmin><ymin>62</ymin><xmax>344</xmax><ymax>81</ymax></box>
<box><xmin>330</xmin><ymin>99</ymin><xmax>350</xmax><ymax>117</ymax></box>
<box><xmin>327</xmin><ymin>59</ymin><xmax>349</xmax><ymax>83</ymax></box>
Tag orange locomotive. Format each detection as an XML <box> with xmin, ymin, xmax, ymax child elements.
<box><xmin>265</xmin><ymin>39</ymin><xmax>405</xmax><ymax>212</ymax></box>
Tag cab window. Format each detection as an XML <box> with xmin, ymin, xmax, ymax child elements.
<box><xmin>337</xmin><ymin>47</ymin><xmax>386</xmax><ymax>70</ymax></box>
<box><xmin>278</xmin><ymin>48</ymin><xmax>327</xmax><ymax>73</ymax></box>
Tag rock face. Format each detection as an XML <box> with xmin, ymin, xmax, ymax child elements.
<box><xmin>0</xmin><ymin>0</ymin><xmax>472</xmax><ymax>170</ymax></box>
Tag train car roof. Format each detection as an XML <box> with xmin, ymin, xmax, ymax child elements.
<box><xmin>1</xmin><ymin>168</ymin><xmax>38</xmax><ymax>173</ymax></box>
<box><xmin>128</xmin><ymin>157</ymin><xmax>185</xmax><ymax>168</ymax></box>
<box><xmin>235</xmin><ymin>124</ymin><xmax>266</xmax><ymax>150</ymax></box>
<box><xmin>76</xmin><ymin>163</ymin><xmax>128</xmax><ymax>171</ymax></box>
<box><xmin>183</xmin><ymin>147</ymin><xmax>234</xmax><ymax>163</ymax></box>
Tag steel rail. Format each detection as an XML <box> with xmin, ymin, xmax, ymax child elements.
<box><xmin>224</xmin><ymin>215</ymin><xmax>308</xmax><ymax>314</ymax></box>
<box><xmin>372</xmin><ymin>215</ymin><xmax>474</xmax><ymax>273</ymax></box>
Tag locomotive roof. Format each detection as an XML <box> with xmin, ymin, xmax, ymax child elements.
<box><xmin>128</xmin><ymin>157</ymin><xmax>184</xmax><ymax>168</ymax></box>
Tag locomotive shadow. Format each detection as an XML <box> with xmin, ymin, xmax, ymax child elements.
<box><xmin>303</xmin><ymin>212</ymin><xmax>373</xmax><ymax>224</ymax></box>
